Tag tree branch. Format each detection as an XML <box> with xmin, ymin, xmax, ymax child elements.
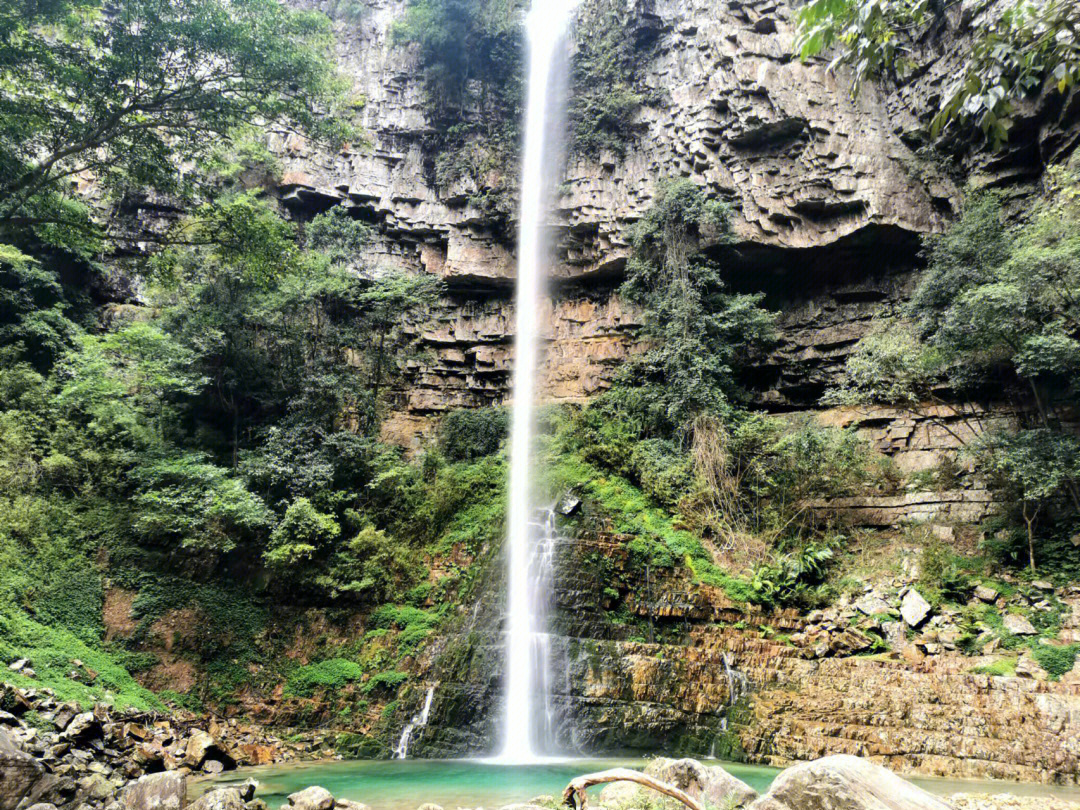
<box><xmin>562</xmin><ymin>769</ymin><xmax>704</xmax><ymax>810</ymax></box>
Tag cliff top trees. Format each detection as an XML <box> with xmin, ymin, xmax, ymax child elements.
<box><xmin>795</xmin><ymin>0</ymin><xmax>1080</xmax><ymax>145</ymax></box>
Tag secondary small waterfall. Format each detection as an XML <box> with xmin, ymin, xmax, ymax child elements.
<box><xmin>501</xmin><ymin>0</ymin><xmax>578</xmax><ymax>763</ymax></box>
<box><xmin>394</xmin><ymin>685</ymin><xmax>435</xmax><ymax>760</ymax></box>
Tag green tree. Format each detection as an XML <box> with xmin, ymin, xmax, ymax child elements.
<box><xmin>976</xmin><ymin>429</ymin><xmax>1080</xmax><ymax>573</ymax></box>
<box><xmin>610</xmin><ymin>179</ymin><xmax>776</xmax><ymax>440</ymax></box>
<box><xmin>264</xmin><ymin>497</ymin><xmax>341</xmax><ymax>570</ymax></box>
<box><xmin>392</xmin><ymin>0</ymin><xmax>524</xmax><ymax>127</ymax></box>
<box><xmin>0</xmin><ymin>0</ymin><xmax>352</xmax><ymax>249</ymax></box>
<box><xmin>829</xmin><ymin>167</ymin><xmax>1080</xmax><ymax>572</ymax></box>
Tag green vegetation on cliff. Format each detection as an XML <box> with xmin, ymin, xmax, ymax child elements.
<box><xmin>830</xmin><ymin>159</ymin><xmax>1080</xmax><ymax>576</ymax></box>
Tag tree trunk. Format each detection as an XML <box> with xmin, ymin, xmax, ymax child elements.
<box><xmin>562</xmin><ymin>769</ymin><xmax>703</xmax><ymax>810</ymax></box>
<box><xmin>1022</xmin><ymin>501</ymin><xmax>1039</xmax><ymax>574</ymax></box>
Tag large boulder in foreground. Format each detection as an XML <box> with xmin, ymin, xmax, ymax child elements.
<box><xmin>120</xmin><ymin>772</ymin><xmax>186</xmax><ymax>810</ymax></box>
<box><xmin>599</xmin><ymin>758</ymin><xmax>758</xmax><ymax>809</ymax></box>
<box><xmin>0</xmin><ymin>727</ymin><xmax>44</xmax><ymax>810</ymax></box>
<box><xmin>749</xmin><ymin>756</ymin><xmax>952</xmax><ymax>810</ymax></box>
<box><xmin>284</xmin><ymin>787</ymin><xmax>335</xmax><ymax>810</ymax></box>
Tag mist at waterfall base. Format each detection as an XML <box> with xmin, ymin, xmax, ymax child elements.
<box><xmin>500</xmin><ymin>0</ymin><xmax>578</xmax><ymax>764</ymax></box>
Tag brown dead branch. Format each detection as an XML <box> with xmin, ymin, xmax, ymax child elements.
<box><xmin>562</xmin><ymin>768</ymin><xmax>704</xmax><ymax>810</ymax></box>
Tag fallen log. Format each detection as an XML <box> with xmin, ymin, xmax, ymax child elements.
<box><xmin>562</xmin><ymin>768</ymin><xmax>704</xmax><ymax>810</ymax></box>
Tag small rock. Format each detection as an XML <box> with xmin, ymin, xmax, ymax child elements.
<box><xmin>1002</xmin><ymin>614</ymin><xmax>1037</xmax><ymax>636</ymax></box>
<box><xmin>238</xmin><ymin>780</ymin><xmax>259</xmax><ymax>802</ymax></box>
<box><xmin>64</xmin><ymin>713</ymin><xmax>101</xmax><ymax>742</ymax></box>
<box><xmin>974</xmin><ymin>585</ymin><xmax>998</xmax><ymax>603</ymax></box>
<box><xmin>1032</xmin><ymin>580</ymin><xmax>1054</xmax><ymax>591</ymax></box>
<box><xmin>1016</xmin><ymin>654</ymin><xmax>1044</xmax><ymax>679</ymax></box>
<box><xmin>8</xmin><ymin>660</ymin><xmax>28</xmax><ymax>673</ymax></box>
<box><xmin>557</xmin><ymin>493</ymin><xmax>581</xmax><ymax>516</ymax></box>
<box><xmin>185</xmin><ymin>730</ymin><xmax>215</xmax><ymax>768</ymax></box>
<box><xmin>855</xmin><ymin>595</ymin><xmax>891</xmax><ymax>616</ymax></box>
<box><xmin>203</xmin><ymin>760</ymin><xmax>224</xmax><ymax>775</ymax></box>
<box><xmin>901</xmin><ymin>589</ymin><xmax>932</xmax><ymax>628</ymax></box>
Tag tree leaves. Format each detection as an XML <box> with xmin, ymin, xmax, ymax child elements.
<box><xmin>795</xmin><ymin>0</ymin><xmax>1079</xmax><ymax>146</ymax></box>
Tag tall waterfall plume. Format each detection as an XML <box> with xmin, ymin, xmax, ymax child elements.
<box><xmin>500</xmin><ymin>0</ymin><xmax>578</xmax><ymax>764</ymax></box>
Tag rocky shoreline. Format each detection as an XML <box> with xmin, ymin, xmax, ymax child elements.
<box><xmin>3</xmin><ymin>683</ymin><xmax>1077</xmax><ymax>810</ymax></box>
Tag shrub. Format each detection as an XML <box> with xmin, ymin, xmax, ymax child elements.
<box><xmin>284</xmin><ymin>659</ymin><xmax>366</xmax><ymax>698</ymax></box>
<box><xmin>265</xmin><ymin>498</ymin><xmax>341</xmax><ymax>570</ymax></box>
<box><xmin>363</xmin><ymin>670</ymin><xmax>408</xmax><ymax>695</ymax></box>
<box><xmin>1031</xmin><ymin>644</ymin><xmax>1079</xmax><ymax>680</ymax></box>
<box><xmin>970</xmin><ymin>657</ymin><xmax>1018</xmax><ymax>677</ymax></box>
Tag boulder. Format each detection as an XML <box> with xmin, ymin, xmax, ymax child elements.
<box><xmin>285</xmin><ymin>786</ymin><xmax>335</xmax><ymax>810</ymax></box>
<box><xmin>973</xmin><ymin>585</ymin><xmax>998</xmax><ymax>603</ymax></box>
<box><xmin>0</xmin><ymin>727</ymin><xmax>44</xmax><ymax>810</ymax></box>
<box><xmin>1002</xmin><ymin>614</ymin><xmax>1037</xmax><ymax>636</ymax></box>
<box><xmin>748</xmin><ymin>755</ymin><xmax>952</xmax><ymax>810</ymax></box>
<box><xmin>188</xmin><ymin>788</ymin><xmax>244</xmax><ymax>810</ymax></box>
<box><xmin>238</xmin><ymin>780</ymin><xmax>259</xmax><ymax>802</ymax></box>
<box><xmin>334</xmin><ymin>802</ymin><xmax>369</xmax><ymax>810</ymax></box>
<box><xmin>900</xmin><ymin>590</ymin><xmax>932</xmax><ymax>628</ymax></box>
<box><xmin>64</xmin><ymin>712</ymin><xmax>101</xmax><ymax>742</ymax></box>
<box><xmin>78</xmin><ymin>772</ymin><xmax>115</xmax><ymax>802</ymax></box>
<box><xmin>185</xmin><ymin>731</ymin><xmax>215</xmax><ymax>768</ymax></box>
<box><xmin>202</xmin><ymin>760</ymin><xmax>224</xmax><ymax>775</ymax></box>
<box><xmin>120</xmin><ymin>771</ymin><xmax>186</xmax><ymax>810</ymax></box>
<box><xmin>599</xmin><ymin>758</ymin><xmax>757</xmax><ymax>809</ymax></box>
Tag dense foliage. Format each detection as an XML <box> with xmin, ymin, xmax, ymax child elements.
<box><xmin>795</xmin><ymin>0</ymin><xmax>1080</xmax><ymax>145</ymax></box>
<box><xmin>540</xmin><ymin>180</ymin><xmax>871</xmax><ymax>608</ymax></box>
<box><xmin>829</xmin><ymin>160</ymin><xmax>1080</xmax><ymax>573</ymax></box>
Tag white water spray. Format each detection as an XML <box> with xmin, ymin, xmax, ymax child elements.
<box><xmin>500</xmin><ymin>0</ymin><xmax>578</xmax><ymax>764</ymax></box>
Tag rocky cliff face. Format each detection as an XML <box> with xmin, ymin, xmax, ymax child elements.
<box><xmin>276</xmin><ymin>0</ymin><xmax>970</xmax><ymax>440</ymax></box>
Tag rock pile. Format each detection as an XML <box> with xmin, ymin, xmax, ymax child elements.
<box><xmin>0</xmin><ymin>684</ymin><xmax>289</xmax><ymax>810</ymax></box>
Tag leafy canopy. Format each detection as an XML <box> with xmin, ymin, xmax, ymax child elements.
<box><xmin>0</xmin><ymin>0</ymin><xmax>354</xmax><ymax>253</ymax></box>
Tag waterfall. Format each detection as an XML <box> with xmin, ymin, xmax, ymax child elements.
<box><xmin>394</xmin><ymin>685</ymin><xmax>435</xmax><ymax>760</ymax></box>
<box><xmin>500</xmin><ymin>0</ymin><xmax>578</xmax><ymax>764</ymax></box>
<box><xmin>722</xmin><ymin>651</ymin><xmax>749</xmax><ymax>707</ymax></box>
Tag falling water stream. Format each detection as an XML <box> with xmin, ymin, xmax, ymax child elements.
<box><xmin>393</xmin><ymin>686</ymin><xmax>435</xmax><ymax>760</ymax></box>
<box><xmin>501</xmin><ymin>0</ymin><xmax>579</xmax><ymax>764</ymax></box>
